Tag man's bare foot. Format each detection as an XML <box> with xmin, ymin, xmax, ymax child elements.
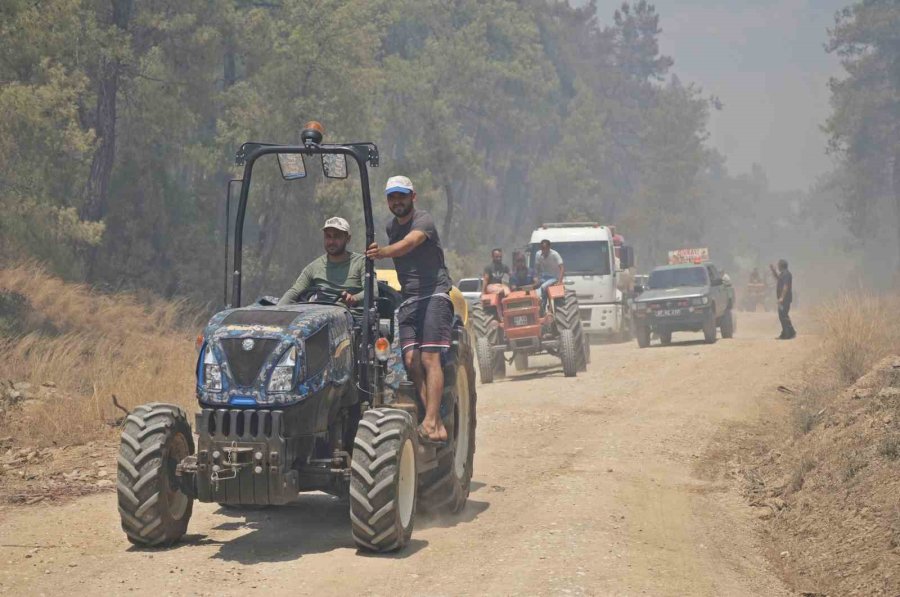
<box><xmin>417</xmin><ymin>422</ymin><xmax>448</xmax><ymax>444</ymax></box>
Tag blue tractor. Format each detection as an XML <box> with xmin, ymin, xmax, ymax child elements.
<box><xmin>116</xmin><ymin>123</ymin><xmax>477</xmax><ymax>552</ymax></box>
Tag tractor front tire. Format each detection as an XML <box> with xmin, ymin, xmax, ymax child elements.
<box><xmin>350</xmin><ymin>408</ymin><xmax>418</xmax><ymax>552</ymax></box>
<box><xmin>117</xmin><ymin>403</ymin><xmax>194</xmax><ymax>547</ymax></box>
<box><xmin>559</xmin><ymin>328</ymin><xmax>578</xmax><ymax>377</ymax></box>
<box><xmin>419</xmin><ymin>339</ymin><xmax>477</xmax><ymax>514</ymax></box>
<box><xmin>555</xmin><ymin>291</ymin><xmax>586</xmax><ymax>373</ymax></box>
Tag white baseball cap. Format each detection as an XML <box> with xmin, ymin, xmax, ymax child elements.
<box><xmin>322</xmin><ymin>216</ymin><xmax>350</xmax><ymax>233</ymax></box>
<box><xmin>385</xmin><ymin>175</ymin><xmax>414</xmax><ymax>196</ymax></box>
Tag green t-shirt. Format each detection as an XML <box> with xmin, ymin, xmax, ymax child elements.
<box><xmin>278</xmin><ymin>252</ymin><xmax>370</xmax><ymax>305</ymax></box>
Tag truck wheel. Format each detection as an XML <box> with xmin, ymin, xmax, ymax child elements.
<box><xmin>581</xmin><ymin>338</ymin><xmax>591</xmax><ymax>370</ymax></box>
<box><xmin>559</xmin><ymin>328</ymin><xmax>578</xmax><ymax>377</ymax></box>
<box><xmin>117</xmin><ymin>403</ymin><xmax>194</xmax><ymax>547</ymax></box>
<box><xmin>475</xmin><ymin>336</ymin><xmax>494</xmax><ymax>384</ymax></box>
<box><xmin>419</xmin><ymin>339</ymin><xmax>477</xmax><ymax>514</ymax></box>
<box><xmin>660</xmin><ymin>330</ymin><xmax>672</xmax><ymax>345</ymax></box>
<box><xmin>636</xmin><ymin>324</ymin><xmax>650</xmax><ymax>348</ymax></box>
<box><xmin>514</xmin><ymin>351</ymin><xmax>529</xmax><ymax>371</ymax></box>
<box><xmin>703</xmin><ymin>310</ymin><xmax>718</xmax><ymax>344</ymax></box>
<box><xmin>350</xmin><ymin>408</ymin><xmax>418</xmax><ymax>552</ymax></box>
<box><xmin>720</xmin><ymin>308</ymin><xmax>735</xmax><ymax>339</ymax></box>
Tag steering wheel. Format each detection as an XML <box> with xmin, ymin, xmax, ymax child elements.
<box><xmin>297</xmin><ymin>286</ymin><xmax>347</xmax><ymax>305</ymax></box>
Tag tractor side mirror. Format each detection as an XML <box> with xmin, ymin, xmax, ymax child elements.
<box><xmin>322</xmin><ymin>154</ymin><xmax>348</xmax><ymax>179</ymax></box>
<box><xmin>619</xmin><ymin>246</ymin><xmax>634</xmax><ymax>270</ymax></box>
<box><xmin>277</xmin><ymin>153</ymin><xmax>307</xmax><ymax>180</ymax></box>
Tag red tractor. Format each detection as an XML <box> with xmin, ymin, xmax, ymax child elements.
<box><xmin>470</xmin><ymin>285</ymin><xmax>588</xmax><ymax>383</ymax></box>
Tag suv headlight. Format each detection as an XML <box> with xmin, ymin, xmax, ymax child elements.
<box><xmin>691</xmin><ymin>296</ymin><xmax>709</xmax><ymax>306</ymax></box>
<box><xmin>268</xmin><ymin>345</ymin><xmax>298</xmax><ymax>393</ymax></box>
<box><xmin>202</xmin><ymin>344</ymin><xmax>223</xmax><ymax>392</ymax></box>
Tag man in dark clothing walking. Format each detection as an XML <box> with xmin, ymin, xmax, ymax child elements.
<box><xmin>770</xmin><ymin>259</ymin><xmax>796</xmax><ymax>339</ymax></box>
<box><xmin>365</xmin><ymin>175</ymin><xmax>453</xmax><ymax>444</ymax></box>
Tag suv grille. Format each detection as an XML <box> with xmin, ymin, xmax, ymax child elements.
<box><xmin>221</xmin><ymin>338</ymin><xmax>279</xmax><ymax>386</ymax></box>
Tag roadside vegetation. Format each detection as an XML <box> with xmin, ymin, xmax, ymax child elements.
<box><xmin>0</xmin><ymin>264</ymin><xmax>198</xmax><ymax>448</ymax></box>
<box><xmin>720</xmin><ymin>294</ymin><xmax>900</xmax><ymax>596</ymax></box>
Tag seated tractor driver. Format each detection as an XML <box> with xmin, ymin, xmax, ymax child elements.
<box><xmin>483</xmin><ymin>248</ymin><xmax>511</xmax><ymax>296</ymax></box>
<box><xmin>278</xmin><ymin>217</ymin><xmax>374</xmax><ymax>308</ymax></box>
<box><xmin>509</xmin><ymin>250</ymin><xmax>537</xmax><ymax>290</ymax></box>
<box><xmin>535</xmin><ymin>239</ymin><xmax>565</xmax><ymax>311</ymax></box>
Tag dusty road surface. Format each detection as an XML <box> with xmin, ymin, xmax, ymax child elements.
<box><xmin>0</xmin><ymin>312</ymin><xmax>813</xmax><ymax>596</ymax></box>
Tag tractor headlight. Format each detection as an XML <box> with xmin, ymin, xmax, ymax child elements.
<box><xmin>691</xmin><ymin>296</ymin><xmax>709</xmax><ymax>306</ymax></box>
<box><xmin>268</xmin><ymin>345</ymin><xmax>297</xmax><ymax>393</ymax></box>
<box><xmin>203</xmin><ymin>345</ymin><xmax>223</xmax><ymax>392</ymax></box>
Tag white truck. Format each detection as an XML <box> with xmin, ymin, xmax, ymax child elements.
<box><xmin>529</xmin><ymin>223</ymin><xmax>635</xmax><ymax>341</ymax></box>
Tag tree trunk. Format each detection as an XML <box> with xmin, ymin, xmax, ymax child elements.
<box><xmin>82</xmin><ymin>0</ymin><xmax>133</xmax><ymax>279</ymax></box>
<box><xmin>443</xmin><ymin>179</ymin><xmax>455</xmax><ymax>248</ymax></box>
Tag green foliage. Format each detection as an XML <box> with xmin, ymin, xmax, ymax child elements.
<box><xmin>1</xmin><ymin>0</ymin><xmax>820</xmax><ymax>299</ymax></box>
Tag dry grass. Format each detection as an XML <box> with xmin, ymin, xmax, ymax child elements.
<box><xmin>0</xmin><ymin>264</ymin><xmax>202</xmax><ymax>447</ymax></box>
<box><xmin>818</xmin><ymin>293</ymin><xmax>900</xmax><ymax>385</ymax></box>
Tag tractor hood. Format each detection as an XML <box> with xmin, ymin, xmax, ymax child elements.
<box><xmin>196</xmin><ymin>303</ymin><xmax>354</xmax><ymax>408</ymax></box>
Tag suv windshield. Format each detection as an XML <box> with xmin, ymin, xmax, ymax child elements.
<box><xmin>649</xmin><ymin>267</ymin><xmax>709</xmax><ymax>289</ymax></box>
<box><xmin>529</xmin><ymin>241</ymin><xmax>611</xmax><ymax>275</ymax></box>
<box><xmin>457</xmin><ymin>278</ymin><xmax>481</xmax><ymax>292</ymax></box>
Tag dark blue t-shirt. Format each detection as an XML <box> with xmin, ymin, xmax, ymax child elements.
<box><xmin>386</xmin><ymin>209</ymin><xmax>452</xmax><ymax>298</ymax></box>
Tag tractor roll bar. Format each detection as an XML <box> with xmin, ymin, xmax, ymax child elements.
<box><xmin>230</xmin><ymin>141</ymin><xmax>379</xmax><ymax>397</ymax></box>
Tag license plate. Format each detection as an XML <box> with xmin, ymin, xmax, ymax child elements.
<box><xmin>657</xmin><ymin>309</ymin><xmax>682</xmax><ymax>317</ymax></box>
<box><xmin>512</xmin><ymin>315</ymin><xmax>529</xmax><ymax>326</ymax></box>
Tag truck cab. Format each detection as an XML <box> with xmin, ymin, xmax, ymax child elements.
<box><xmin>528</xmin><ymin>223</ymin><xmax>634</xmax><ymax>340</ymax></box>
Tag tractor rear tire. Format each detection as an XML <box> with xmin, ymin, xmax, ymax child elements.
<box><xmin>117</xmin><ymin>403</ymin><xmax>194</xmax><ymax>547</ymax></box>
<box><xmin>475</xmin><ymin>336</ymin><xmax>494</xmax><ymax>384</ymax></box>
<box><xmin>514</xmin><ymin>351</ymin><xmax>529</xmax><ymax>371</ymax></box>
<box><xmin>703</xmin><ymin>310</ymin><xmax>718</xmax><ymax>344</ymax></box>
<box><xmin>720</xmin><ymin>308</ymin><xmax>734</xmax><ymax>339</ymax></box>
<box><xmin>560</xmin><ymin>329</ymin><xmax>578</xmax><ymax>377</ymax></box>
<box><xmin>636</xmin><ymin>324</ymin><xmax>651</xmax><ymax>348</ymax></box>
<box><xmin>350</xmin><ymin>408</ymin><xmax>418</xmax><ymax>552</ymax></box>
<box><xmin>419</xmin><ymin>339</ymin><xmax>477</xmax><ymax>514</ymax></box>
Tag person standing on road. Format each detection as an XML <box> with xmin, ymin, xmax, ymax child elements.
<box><xmin>535</xmin><ymin>239</ymin><xmax>565</xmax><ymax>312</ymax></box>
<box><xmin>483</xmin><ymin>248</ymin><xmax>511</xmax><ymax>297</ymax></box>
<box><xmin>365</xmin><ymin>175</ymin><xmax>453</xmax><ymax>444</ymax></box>
<box><xmin>770</xmin><ymin>259</ymin><xmax>796</xmax><ymax>340</ymax></box>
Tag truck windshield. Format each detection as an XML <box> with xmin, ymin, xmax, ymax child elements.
<box><xmin>530</xmin><ymin>241</ymin><xmax>611</xmax><ymax>275</ymax></box>
<box><xmin>457</xmin><ymin>279</ymin><xmax>481</xmax><ymax>292</ymax></box>
<box><xmin>649</xmin><ymin>267</ymin><xmax>709</xmax><ymax>289</ymax></box>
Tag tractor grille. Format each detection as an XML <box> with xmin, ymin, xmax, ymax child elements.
<box><xmin>221</xmin><ymin>338</ymin><xmax>279</xmax><ymax>386</ymax></box>
<box><xmin>505</xmin><ymin>300</ymin><xmax>534</xmax><ymax>311</ymax></box>
<box><xmin>203</xmin><ymin>408</ymin><xmax>280</xmax><ymax>439</ymax></box>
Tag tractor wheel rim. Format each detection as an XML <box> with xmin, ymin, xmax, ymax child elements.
<box><xmin>454</xmin><ymin>366</ymin><xmax>471</xmax><ymax>478</ymax></box>
<box><xmin>398</xmin><ymin>438</ymin><xmax>415</xmax><ymax>528</ymax></box>
<box><xmin>165</xmin><ymin>433</ymin><xmax>190</xmax><ymax>519</ymax></box>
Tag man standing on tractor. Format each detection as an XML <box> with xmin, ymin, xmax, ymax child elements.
<box><xmin>535</xmin><ymin>239</ymin><xmax>565</xmax><ymax>312</ymax></box>
<box><xmin>483</xmin><ymin>248</ymin><xmax>511</xmax><ymax>297</ymax></box>
<box><xmin>365</xmin><ymin>176</ymin><xmax>453</xmax><ymax>444</ymax></box>
<box><xmin>509</xmin><ymin>250</ymin><xmax>537</xmax><ymax>289</ymax></box>
<box><xmin>770</xmin><ymin>259</ymin><xmax>796</xmax><ymax>340</ymax></box>
<box><xmin>278</xmin><ymin>217</ymin><xmax>370</xmax><ymax>307</ymax></box>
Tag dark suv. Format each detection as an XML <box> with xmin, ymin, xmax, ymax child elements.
<box><xmin>631</xmin><ymin>262</ymin><xmax>735</xmax><ymax>347</ymax></box>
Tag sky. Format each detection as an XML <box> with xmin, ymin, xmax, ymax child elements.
<box><xmin>593</xmin><ymin>0</ymin><xmax>849</xmax><ymax>191</ymax></box>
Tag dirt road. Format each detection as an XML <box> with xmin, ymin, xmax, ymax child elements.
<box><xmin>0</xmin><ymin>312</ymin><xmax>813</xmax><ymax>596</ymax></box>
